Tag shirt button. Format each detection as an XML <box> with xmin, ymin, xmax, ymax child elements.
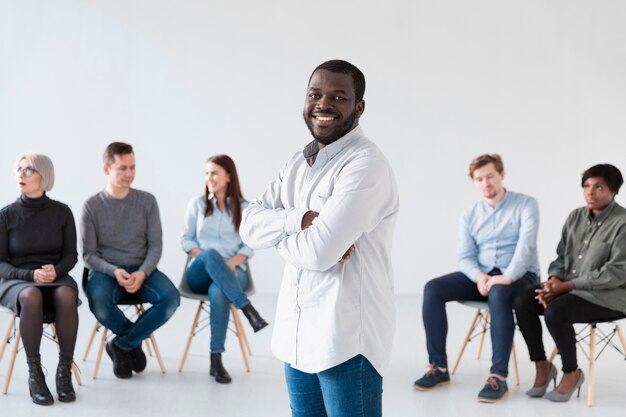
<box><xmin>578</xmin><ymin>255</ymin><xmax>582</xmax><ymax>259</ymax></box>
<box><xmin>572</xmin><ymin>270</ymin><xmax>577</xmax><ymax>274</ymax></box>
<box><xmin>584</xmin><ymin>240</ymin><xmax>588</xmax><ymax>244</ymax></box>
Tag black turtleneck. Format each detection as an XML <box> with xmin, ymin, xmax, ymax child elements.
<box><xmin>0</xmin><ymin>194</ymin><xmax>77</xmax><ymax>281</ymax></box>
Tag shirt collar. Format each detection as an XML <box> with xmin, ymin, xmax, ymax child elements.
<box><xmin>587</xmin><ymin>200</ymin><xmax>617</xmax><ymax>223</ymax></box>
<box><xmin>302</xmin><ymin>125</ymin><xmax>364</xmax><ymax>167</ymax></box>
<box><xmin>481</xmin><ymin>189</ymin><xmax>509</xmax><ymax>211</ymax></box>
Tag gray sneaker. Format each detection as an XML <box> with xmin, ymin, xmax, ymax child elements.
<box><xmin>478</xmin><ymin>376</ymin><xmax>508</xmax><ymax>403</ymax></box>
<box><xmin>413</xmin><ymin>364</ymin><xmax>450</xmax><ymax>391</ymax></box>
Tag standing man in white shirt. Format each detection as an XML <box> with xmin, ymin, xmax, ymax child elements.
<box><xmin>240</xmin><ymin>60</ymin><xmax>399</xmax><ymax>417</ymax></box>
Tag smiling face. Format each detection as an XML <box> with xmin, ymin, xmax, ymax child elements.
<box><xmin>205</xmin><ymin>161</ymin><xmax>230</xmax><ymax>197</ymax></box>
<box><xmin>16</xmin><ymin>158</ymin><xmax>43</xmax><ymax>198</ymax></box>
<box><xmin>303</xmin><ymin>69</ymin><xmax>364</xmax><ymax>146</ymax></box>
<box><xmin>583</xmin><ymin>176</ymin><xmax>615</xmax><ymax>216</ymax></box>
<box><xmin>471</xmin><ymin>162</ymin><xmax>505</xmax><ymax>201</ymax></box>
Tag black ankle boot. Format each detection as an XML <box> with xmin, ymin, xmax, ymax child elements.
<box><xmin>241</xmin><ymin>303</ymin><xmax>268</xmax><ymax>332</ymax></box>
<box><xmin>210</xmin><ymin>353</ymin><xmax>232</xmax><ymax>384</ymax></box>
<box><xmin>56</xmin><ymin>352</ymin><xmax>76</xmax><ymax>402</ymax></box>
<box><xmin>27</xmin><ymin>355</ymin><xmax>54</xmax><ymax>406</ymax></box>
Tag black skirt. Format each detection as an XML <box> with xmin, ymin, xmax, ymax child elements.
<box><xmin>0</xmin><ymin>275</ymin><xmax>79</xmax><ymax>317</ymax></box>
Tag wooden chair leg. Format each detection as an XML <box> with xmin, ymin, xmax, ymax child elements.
<box><xmin>451</xmin><ymin>309</ymin><xmax>481</xmax><ymax>374</ymax></box>
<box><xmin>0</xmin><ymin>314</ymin><xmax>16</xmax><ymax>363</ymax></box>
<box><xmin>240</xmin><ymin>317</ymin><xmax>253</xmax><ymax>357</ymax></box>
<box><xmin>83</xmin><ymin>321</ymin><xmax>101</xmax><ymax>361</ymax></box>
<box><xmin>511</xmin><ymin>342</ymin><xmax>520</xmax><ymax>385</ymax></box>
<box><xmin>93</xmin><ymin>327</ymin><xmax>108</xmax><ymax>379</ymax></box>
<box><xmin>615</xmin><ymin>324</ymin><xmax>626</xmax><ymax>354</ymax></box>
<box><xmin>3</xmin><ymin>328</ymin><xmax>21</xmax><ymax>394</ymax></box>
<box><xmin>548</xmin><ymin>346</ymin><xmax>558</xmax><ymax>363</ymax></box>
<box><xmin>135</xmin><ymin>305</ymin><xmax>154</xmax><ymax>357</ymax></box>
<box><xmin>179</xmin><ymin>302</ymin><xmax>203</xmax><ymax>372</ymax></box>
<box><xmin>148</xmin><ymin>334</ymin><xmax>166</xmax><ymax>373</ymax></box>
<box><xmin>587</xmin><ymin>325</ymin><xmax>596</xmax><ymax>407</ymax></box>
<box><xmin>477</xmin><ymin>310</ymin><xmax>489</xmax><ymax>359</ymax></box>
<box><xmin>231</xmin><ymin>305</ymin><xmax>251</xmax><ymax>372</ymax></box>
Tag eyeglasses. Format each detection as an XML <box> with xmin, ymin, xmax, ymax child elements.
<box><xmin>16</xmin><ymin>166</ymin><xmax>38</xmax><ymax>177</ymax></box>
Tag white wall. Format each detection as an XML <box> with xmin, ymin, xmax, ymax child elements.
<box><xmin>1</xmin><ymin>0</ymin><xmax>625</xmax><ymax>294</ymax></box>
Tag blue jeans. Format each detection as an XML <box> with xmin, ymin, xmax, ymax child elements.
<box><xmin>86</xmin><ymin>266</ymin><xmax>180</xmax><ymax>350</ymax></box>
<box><xmin>284</xmin><ymin>355</ymin><xmax>382</xmax><ymax>417</ymax></box>
<box><xmin>186</xmin><ymin>249</ymin><xmax>249</xmax><ymax>353</ymax></box>
<box><xmin>422</xmin><ymin>270</ymin><xmax>537</xmax><ymax>377</ymax></box>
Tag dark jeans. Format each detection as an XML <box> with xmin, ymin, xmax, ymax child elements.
<box><xmin>513</xmin><ymin>285</ymin><xmax>626</xmax><ymax>372</ymax></box>
<box><xmin>284</xmin><ymin>355</ymin><xmax>382</xmax><ymax>417</ymax></box>
<box><xmin>422</xmin><ymin>270</ymin><xmax>537</xmax><ymax>377</ymax></box>
<box><xmin>86</xmin><ymin>266</ymin><xmax>180</xmax><ymax>350</ymax></box>
<box><xmin>186</xmin><ymin>249</ymin><xmax>249</xmax><ymax>353</ymax></box>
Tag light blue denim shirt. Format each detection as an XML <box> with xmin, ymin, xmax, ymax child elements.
<box><xmin>458</xmin><ymin>190</ymin><xmax>540</xmax><ymax>282</ymax></box>
<box><xmin>181</xmin><ymin>194</ymin><xmax>253</xmax><ymax>261</ymax></box>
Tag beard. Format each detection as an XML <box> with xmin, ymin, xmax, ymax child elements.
<box><xmin>303</xmin><ymin>109</ymin><xmax>357</xmax><ymax>146</ymax></box>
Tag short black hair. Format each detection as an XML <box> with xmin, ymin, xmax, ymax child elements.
<box><xmin>308</xmin><ymin>60</ymin><xmax>366</xmax><ymax>102</ymax></box>
<box><xmin>103</xmin><ymin>142</ymin><xmax>134</xmax><ymax>165</ymax></box>
<box><xmin>581</xmin><ymin>164</ymin><xmax>624</xmax><ymax>194</ymax></box>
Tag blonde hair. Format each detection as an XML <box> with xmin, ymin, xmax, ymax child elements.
<box><xmin>15</xmin><ymin>153</ymin><xmax>55</xmax><ymax>192</ymax></box>
<box><xmin>469</xmin><ymin>154</ymin><xmax>504</xmax><ymax>178</ymax></box>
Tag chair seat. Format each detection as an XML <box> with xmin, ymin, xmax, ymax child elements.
<box><xmin>458</xmin><ymin>300</ymin><xmax>488</xmax><ymax>310</ymax></box>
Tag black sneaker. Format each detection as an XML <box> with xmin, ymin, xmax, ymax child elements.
<box><xmin>413</xmin><ymin>364</ymin><xmax>450</xmax><ymax>391</ymax></box>
<box><xmin>478</xmin><ymin>376</ymin><xmax>508</xmax><ymax>403</ymax></box>
<box><xmin>106</xmin><ymin>341</ymin><xmax>132</xmax><ymax>379</ymax></box>
<box><xmin>129</xmin><ymin>345</ymin><xmax>147</xmax><ymax>373</ymax></box>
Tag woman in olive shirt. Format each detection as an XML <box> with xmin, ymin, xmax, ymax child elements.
<box><xmin>0</xmin><ymin>154</ymin><xmax>79</xmax><ymax>406</ymax></box>
<box><xmin>513</xmin><ymin>164</ymin><xmax>626</xmax><ymax>402</ymax></box>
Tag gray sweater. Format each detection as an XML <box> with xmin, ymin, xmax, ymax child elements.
<box><xmin>81</xmin><ymin>189</ymin><xmax>162</xmax><ymax>276</ymax></box>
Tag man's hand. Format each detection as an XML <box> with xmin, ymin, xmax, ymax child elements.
<box><xmin>485</xmin><ymin>274</ymin><xmax>513</xmax><ymax>291</ymax></box>
<box><xmin>113</xmin><ymin>268</ymin><xmax>132</xmax><ymax>288</ymax></box>
<box><xmin>189</xmin><ymin>248</ymin><xmax>202</xmax><ymax>258</ymax></box>
<box><xmin>535</xmin><ymin>276</ymin><xmax>574</xmax><ymax>308</ymax></box>
<box><xmin>301</xmin><ymin>211</ymin><xmax>319</xmax><ymax>230</ymax></box>
<box><xmin>33</xmin><ymin>264</ymin><xmax>57</xmax><ymax>284</ymax></box>
<box><xmin>476</xmin><ymin>272</ymin><xmax>491</xmax><ymax>296</ymax></box>
<box><xmin>226</xmin><ymin>254</ymin><xmax>248</xmax><ymax>277</ymax></box>
<box><xmin>126</xmin><ymin>270</ymin><xmax>147</xmax><ymax>294</ymax></box>
<box><xmin>339</xmin><ymin>244</ymin><xmax>356</xmax><ymax>263</ymax></box>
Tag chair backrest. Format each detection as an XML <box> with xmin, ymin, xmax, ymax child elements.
<box><xmin>179</xmin><ymin>256</ymin><xmax>256</xmax><ymax>299</ymax></box>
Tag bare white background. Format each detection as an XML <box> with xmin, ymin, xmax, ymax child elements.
<box><xmin>1</xmin><ymin>0</ymin><xmax>625</xmax><ymax>294</ymax></box>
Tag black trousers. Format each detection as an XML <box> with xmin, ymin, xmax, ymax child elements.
<box><xmin>513</xmin><ymin>285</ymin><xmax>625</xmax><ymax>372</ymax></box>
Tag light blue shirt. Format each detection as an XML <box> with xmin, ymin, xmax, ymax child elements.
<box><xmin>458</xmin><ymin>190</ymin><xmax>540</xmax><ymax>282</ymax></box>
<box><xmin>181</xmin><ymin>194</ymin><xmax>253</xmax><ymax>261</ymax></box>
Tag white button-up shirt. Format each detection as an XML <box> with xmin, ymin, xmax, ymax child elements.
<box><xmin>241</xmin><ymin>126</ymin><xmax>399</xmax><ymax>375</ymax></box>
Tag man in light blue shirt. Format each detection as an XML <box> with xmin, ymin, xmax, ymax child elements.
<box><xmin>414</xmin><ymin>154</ymin><xmax>540</xmax><ymax>403</ymax></box>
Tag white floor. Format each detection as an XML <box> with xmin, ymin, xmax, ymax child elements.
<box><xmin>1</xmin><ymin>294</ymin><xmax>625</xmax><ymax>416</ymax></box>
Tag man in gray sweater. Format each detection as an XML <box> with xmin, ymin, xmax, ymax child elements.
<box><xmin>81</xmin><ymin>142</ymin><xmax>180</xmax><ymax>379</ymax></box>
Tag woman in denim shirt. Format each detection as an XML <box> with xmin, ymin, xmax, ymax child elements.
<box><xmin>181</xmin><ymin>154</ymin><xmax>268</xmax><ymax>383</ymax></box>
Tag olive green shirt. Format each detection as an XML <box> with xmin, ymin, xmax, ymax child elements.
<box><xmin>548</xmin><ymin>201</ymin><xmax>626</xmax><ymax>314</ymax></box>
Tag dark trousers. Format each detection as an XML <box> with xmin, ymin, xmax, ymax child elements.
<box><xmin>422</xmin><ymin>270</ymin><xmax>537</xmax><ymax>377</ymax></box>
<box><xmin>513</xmin><ymin>285</ymin><xmax>626</xmax><ymax>372</ymax></box>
